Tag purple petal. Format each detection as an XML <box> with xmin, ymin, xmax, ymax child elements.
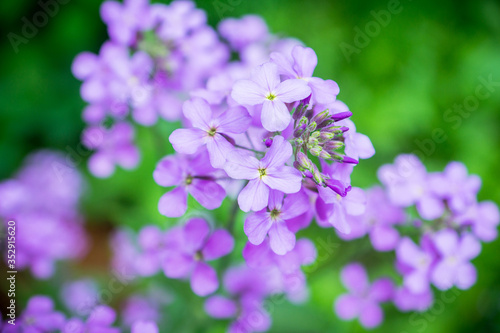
<box><xmin>244</xmin><ymin>211</ymin><xmax>273</xmax><ymax>245</ymax></box>
<box><xmin>183</xmin><ymin>218</ymin><xmax>210</xmax><ymax>253</ymax></box>
<box><xmin>262</xmin><ymin>167</ymin><xmax>302</xmax><ymax>194</ymax></box>
<box><xmin>270</xmin><ymin>51</ymin><xmax>296</xmax><ymax>78</ymax></box>
<box><xmin>281</xmin><ymin>191</ymin><xmax>310</xmax><ymax>220</ymax></box>
<box><xmin>231</xmin><ymin>79</ymin><xmax>266</xmax><ymax>105</ymax></box>
<box><xmin>158</xmin><ymin>187</ymin><xmax>188</xmax><ymax>217</ymax></box>
<box><xmin>206</xmin><ymin>134</ymin><xmax>234</xmax><ymax>168</ymax></box>
<box><xmin>182</xmin><ymin>98</ymin><xmax>212</xmax><ymax>130</ymax></box>
<box><xmin>163</xmin><ymin>253</ymin><xmax>194</xmax><ymax>278</ymax></box>
<box><xmin>72</xmin><ymin>52</ymin><xmax>98</xmax><ymax>80</ymax></box>
<box><xmin>359</xmin><ymin>302</ymin><xmax>383</xmax><ymax>328</ymax></box>
<box><xmin>455</xmin><ymin>262</ymin><xmax>477</xmax><ymax>289</ymax></box>
<box><xmin>88</xmin><ymin>152</ymin><xmax>115</xmax><ymax>178</ymax></box>
<box><xmin>334</xmin><ymin>294</ymin><xmax>361</xmax><ymax>320</ymax></box>
<box><xmin>458</xmin><ymin>233</ymin><xmax>481</xmax><ymax>260</ymax></box>
<box><xmin>169</xmin><ymin>128</ymin><xmax>205</xmax><ymax>154</ymax></box>
<box><xmin>352</xmin><ymin>133</ymin><xmax>375</xmax><ymax>159</ymax></box>
<box><xmin>368</xmin><ymin>278</ymin><xmax>394</xmax><ymax>302</ymax></box>
<box><xmin>189</xmin><ymin>179</ymin><xmax>226</xmax><ymax>210</ymax></box>
<box><xmin>132</xmin><ymin>321</ymin><xmax>159</xmax><ymax>333</ymax></box>
<box><xmin>370</xmin><ymin>225</ymin><xmax>399</xmax><ymax>252</ymax></box>
<box><xmin>261</xmin><ymin>100</ymin><xmax>292</xmax><ymax>132</ymax></box>
<box><xmin>268</xmin><ymin>221</ymin><xmax>296</xmax><ymax>255</ymax></box>
<box><xmin>224</xmin><ymin>150</ymin><xmax>259</xmax><ymax>180</ymax></box>
<box><xmin>433</xmin><ymin>229</ymin><xmax>459</xmax><ymax>257</ymax></box>
<box><xmin>87</xmin><ymin>305</ymin><xmax>116</xmax><ymax>325</ymax></box>
<box><xmin>340</xmin><ymin>262</ymin><xmax>369</xmax><ymax>293</ymax></box>
<box><xmin>205</xmin><ymin>296</ymin><xmax>238</xmax><ymax>319</ymax></box>
<box><xmin>431</xmin><ymin>261</ymin><xmax>455</xmax><ymax>290</ymax></box>
<box><xmin>417</xmin><ymin>195</ymin><xmax>445</xmax><ymax>220</ymax></box>
<box><xmin>190</xmin><ymin>261</ymin><xmax>218</xmax><ymax>296</ymax></box>
<box><xmin>292</xmin><ymin>46</ymin><xmax>317</xmax><ymax>78</ymax></box>
<box><xmin>237</xmin><ymin>179</ymin><xmax>270</xmax><ymax>212</ymax></box>
<box><xmin>343</xmin><ymin>187</ymin><xmax>366</xmax><ymax>216</ymax></box>
<box><xmin>202</xmin><ymin>229</ymin><xmax>235</xmax><ymax>260</ymax></box>
<box><xmin>252</xmin><ymin>62</ymin><xmax>280</xmax><ymax>91</ymax></box>
<box><xmin>308</xmin><ymin>78</ymin><xmax>339</xmax><ymax>105</ymax></box>
<box><xmin>274</xmin><ymin>79</ymin><xmax>311</xmax><ymax>103</ymax></box>
<box><xmin>153</xmin><ymin>155</ymin><xmax>182</xmax><ymax>187</ymax></box>
<box><xmin>260</xmin><ymin>135</ymin><xmax>292</xmax><ymax>169</ymax></box>
<box><xmin>216</xmin><ymin>106</ymin><xmax>251</xmax><ymax>134</ymax></box>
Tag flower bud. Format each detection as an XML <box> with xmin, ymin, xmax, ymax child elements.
<box><xmin>319</xmin><ymin>150</ymin><xmax>332</xmax><ymax>160</ymax></box>
<box><xmin>296</xmin><ymin>151</ymin><xmax>312</xmax><ymax>170</ymax></box>
<box><xmin>324</xmin><ymin>140</ymin><xmax>344</xmax><ymax>152</ymax></box>
<box><xmin>264</xmin><ymin>137</ymin><xmax>273</xmax><ymax>147</ymax></box>
<box><xmin>319</xmin><ymin>131</ymin><xmax>334</xmax><ymax>142</ymax></box>
<box><xmin>342</xmin><ymin>156</ymin><xmax>359</xmax><ymax>164</ymax></box>
<box><xmin>308</xmin><ymin>137</ymin><xmax>319</xmax><ymax>146</ymax></box>
<box><xmin>331</xmin><ymin>111</ymin><xmax>353</xmax><ymax>121</ymax></box>
<box><xmin>311</xmin><ymin>109</ymin><xmax>330</xmax><ymax>127</ymax></box>
<box><xmin>307</xmin><ymin>121</ymin><xmax>317</xmax><ymax>131</ymax></box>
<box><xmin>311</xmin><ymin>164</ymin><xmax>324</xmax><ymax>185</ymax></box>
<box><xmin>310</xmin><ymin>131</ymin><xmax>320</xmax><ymax>138</ymax></box>
<box><xmin>293</xmin><ymin>103</ymin><xmax>308</xmax><ymax>120</ymax></box>
<box><xmin>309</xmin><ymin>146</ymin><xmax>322</xmax><ymax>157</ymax></box>
<box><xmin>324</xmin><ymin>179</ymin><xmax>351</xmax><ymax>197</ymax></box>
<box><xmin>294</xmin><ymin>138</ymin><xmax>304</xmax><ymax>146</ymax></box>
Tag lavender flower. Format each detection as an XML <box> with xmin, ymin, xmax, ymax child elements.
<box><xmin>231</xmin><ymin>62</ymin><xmax>311</xmax><ymax>131</ymax></box>
<box><xmin>244</xmin><ymin>190</ymin><xmax>309</xmax><ymax>255</ymax></box>
<box><xmin>396</xmin><ymin>236</ymin><xmax>436</xmax><ymax>293</ymax></box>
<box><xmin>131</xmin><ymin>321</ymin><xmax>159</xmax><ymax>333</ymax></box>
<box><xmin>224</xmin><ymin>136</ymin><xmax>303</xmax><ymax>212</ymax></box>
<box><xmin>169</xmin><ymin>97</ymin><xmax>251</xmax><ymax>167</ymax></box>
<box><xmin>153</xmin><ymin>151</ymin><xmax>226</xmax><ymax>217</ymax></box>
<box><xmin>163</xmin><ymin>218</ymin><xmax>234</xmax><ymax>296</ymax></box>
<box><xmin>63</xmin><ymin>305</ymin><xmax>119</xmax><ymax>333</ymax></box>
<box><xmin>431</xmin><ymin>230</ymin><xmax>481</xmax><ymax>290</ymax></box>
<box><xmin>334</xmin><ymin>263</ymin><xmax>394</xmax><ymax>329</ymax></box>
<box><xmin>82</xmin><ymin>122</ymin><xmax>140</xmax><ymax>178</ymax></box>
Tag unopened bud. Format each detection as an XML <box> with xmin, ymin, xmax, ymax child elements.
<box><xmin>307</xmin><ymin>121</ymin><xmax>317</xmax><ymax>131</ymax></box>
<box><xmin>294</xmin><ymin>138</ymin><xmax>304</xmax><ymax>146</ymax></box>
<box><xmin>308</xmin><ymin>137</ymin><xmax>319</xmax><ymax>146</ymax></box>
<box><xmin>342</xmin><ymin>156</ymin><xmax>359</xmax><ymax>164</ymax></box>
<box><xmin>293</xmin><ymin>103</ymin><xmax>308</xmax><ymax>120</ymax></box>
<box><xmin>331</xmin><ymin>111</ymin><xmax>353</xmax><ymax>121</ymax></box>
<box><xmin>296</xmin><ymin>151</ymin><xmax>312</xmax><ymax>170</ymax></box>
<box><xmin>324</xmin><ymin>140</ymin><xmax>344</xmax><ymax>152</ymax></box>
<box><xmin>319</xmin><ymin>150</ymin><xmax>332</xmax><ymax>160</ymax></box>
<box><xmin>319</xmin><ymin>131</ymin><xmax>335</xmax><ymax>142</ymax></box>
<box><xmin>311</xmin><ymin>109</ymin><xmax>330</xmax><ymax>127</ymax></box>
<box><xmin>311</xmin><ymin>164</ymin><xmax>324</xmax><ymax>185</ymax></box>
<box><xmin>309</xmin><ymin>146</ymin><xmax>322</xmax><ymax>157</ymax></box>
<box><xmin>310</xmin><ymin>131</ymin><xmax>320</xmax><ymax>138</ymax></box>
<box><xmin>264</xmin><ymin>137</ymin><xmax>273</xmax><ymax>147</ymax></box>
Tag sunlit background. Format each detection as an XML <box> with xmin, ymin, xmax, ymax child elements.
<box><xmin>1</xmin><ymin>0</ymin><xmax>500</xmax><ymax>332</ymax></box>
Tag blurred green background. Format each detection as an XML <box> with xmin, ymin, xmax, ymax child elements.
<box><xmin>1</xmin><ymin>0</ymin><xmax>500</xmax><ymax>332</ymax></box>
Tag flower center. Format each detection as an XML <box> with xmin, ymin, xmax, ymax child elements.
<box><xmin>270</xmin><ymin>208</ymin><xmax>281</xmax><ymax>219</ymax></box>
<box><xmin>266</xmin><ymin>92</ymin><xmax>277</xmax><ymax>101</ymax></box>
<box><xmin>258</xmin><ymin>168</ymin><xmax>267</xmax><ymax>178</ymax></box>
<box><xmin>185</xmin><ymin>175</ymin><xmax>193</xmax><ymax>185</ymax></box>
<box><xmin>194</xmin><ymin>251</ymin><xmax>203</xmax><ymax>261</ymax></box>
<box><xmin>208</xmin><ymin>127</ymin><xmax>217</xmax><ymax>137</ymax></box>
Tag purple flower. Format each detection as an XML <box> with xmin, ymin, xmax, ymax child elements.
<box><xmin>378</xmin><ymin>154</ymin><xmax>444</xmax><ymax>220</ymax></box>
<box><xmin>270</xmin><ymin>45</ymin><xmax>339</xmax><ymax>105</ymax></box>
<box><xmin>456</xmin><ymin>201</ymin><xmax>499</xmax><ymax>242</ymax></box>
<box><xmin>218</xmin><ymin>15</ymin><xmax>269</xmax><ymax>51</ymax></box>
<box><xmin>3</xmin><ymin>296</ymin><xmax>66</xmax><ymax>332</ymax></box>
<box><xmin>151</xmin><ymin>1</ymin><xmax>206</xmax><ymax>42</ymax></box>
<box><xmin>61</xmin><ymin>279</ymin><xmax>99</xmax><ymax>316</ymax></box>
<box><xmin>244</xmin><ymin>190</ymin><xmax>309</xmax><ymax>255</ymax></box>
<box><xmin>169</xmin><ymin>98</ymin><xmax>251</xmax><ymax>167</ymax></box>
<box><xmin>393</xmin><ymin>287</ymin><xmax>433</xmax><ymax>312</ymax></box>
<box><xmin>153</xmin><ymin>151</ymin><xmax>226</xmax><ymax>217</ymax></box>
<box><xmin>100</xmin><ymin>0</ymin><xmax>153</xmax><ymax>46</ymax></box>
<box><xmin>341</xmin><ymin>187</ymin><xmax>405</xmax><ymax>251</ymax></box>
<box><xmin>431</xmin><ymin>230</ymin><xmax>481</xmax><ymax>290</ymax></box>
<box><xmin>132</xmin><ymin>321</ymin><xmax>159</xmax><ymax>333</ymax></box>
<box><xmin>339</xmin><ymin>118</ymin><xmax>375</xmax><ymax>160</ymax></box>
<box><xmin>163</xmin><ymin>218</ymin><xmax>234</xmax><ymax>296</ymax></box>
<box><xmin>243</xmin><ymin>238</ymin><xmax>317</xmax><ymax>302</ymax></box>
<box><xmin>224</xmin><ymin>136</ymin><xmax>303</xmax><ymax>212</ymax></box>
<box><xmin>396</xmin><ymin>236</ymin><xmax>437</xmax><ymax>293</ymax></box>
<box><xmin>429</xmin><ymin>161</ymin><xmax>481</xmax><ymax>214</ymax></box>
<box><xmin>82</xmin><ymin>122</ymin><xmax>140</xmax><ymax>178</ymax></box>
<box><xmin>63</xmin><ymin>305</ymin><xmax>119</xmax><ymax>333</ymax></box>
<box><xmin>334</xmin><ymin>263</ymin><xmax>394</xmax><ymax>329</ymax></box>
<box><xmin>122</xmin><ymin>295</ymin><xmax>162</xmax><ymax>327</ymax></box>
<box><xmin>315</xmin><ymin>187</ymin><xmax>366</xmax><ymax>234</ymax></box>
<box><xmin>231</xmin><ymin>62</ymin><xmax>311</xmax><ymax>131</ymax></box>
<box><xmin>204</xmin><ymin>266</ymin><xmax>273</xmax><ymax>333</ymax></box>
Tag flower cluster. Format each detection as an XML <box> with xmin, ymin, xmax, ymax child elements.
<box><xmin>3</xmin><ymin>0</ymin><xmax>490</xmax><ymax>332</ymax></box>
<box><xmin>0</xmin><ymin>151</ymin><xmax>87</xmax><ymax>278</ymax></box>
<box><xmin>333</xmin><ymin>154</ymin><xmax>499</xmax><ymax>328</ymax></box>
<box><xmin>0</xmin><ymin>295</ymin><xmax>159</xmax><ymax>333</ymax></box>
